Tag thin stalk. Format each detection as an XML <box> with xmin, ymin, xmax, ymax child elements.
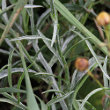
<box><xmin>87</xmin><ymin>70</ymin><xmax>103</xmax><ymax>87</ymax></box>
<box><xmin>104</xmin><ymin>24</ymin><xmax>110</xmax><ymax>49</ymax></box>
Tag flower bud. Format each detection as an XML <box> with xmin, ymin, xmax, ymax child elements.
<box><xmin>75</xmin><ymin>58</ymin><xmax>89</xmax><ymax>71</ymax></box>
<box><xmin>96</xmin><ymin>11</ymin><xmax>110</xmax><ymax>26</ymax></box>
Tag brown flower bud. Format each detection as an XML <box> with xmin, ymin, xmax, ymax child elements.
<box><xmin>75</xmin><ymin>58</ymin><xmax>89</xmax><ymax>71</ymax></box>
<box><xmin>96</xmin><ymin>11</ymin><xmax>110</xmax><ymax>26</ymax></box>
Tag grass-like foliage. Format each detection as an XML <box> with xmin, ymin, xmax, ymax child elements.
<box><xmin>0</xmin><ymin>0</ymin><xmax>110</xmax><ymax>110</ymax></box>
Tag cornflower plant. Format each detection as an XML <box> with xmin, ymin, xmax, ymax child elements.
<box><xmin>0</xmin><ymin>0</ymin><xmax>110</xmax><ymax>110</ymax></box>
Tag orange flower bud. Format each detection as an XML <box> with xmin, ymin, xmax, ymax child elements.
<box><xmin>96</xmin><ymin>11</ymin><xmax>110</xmax><ymax>26</ymax></box>
<box><xmin>75</xmin><ymin>58</ymin><xmax>89</xmax><ymax>71</ymax></box>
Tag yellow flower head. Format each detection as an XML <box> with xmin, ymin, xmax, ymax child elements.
<box><xmin>96</xmin><ymin>11</ymin><xmax>110</xmax><ymax>26</ymax></box>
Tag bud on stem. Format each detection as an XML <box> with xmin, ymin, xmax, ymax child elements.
<box><xmin>96</xmin><ymin>11</ymin><xmax>110</xmax><ymax>50</ymax></box>
<box><xmin>75</xmin><ymin>58</ymin><xmax>103</xmax><ymax>87</ymax></box>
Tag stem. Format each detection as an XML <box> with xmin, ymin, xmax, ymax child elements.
<box><xmin>87</xmin><ymin>70</ymin><xmax>103</xmax><ymax>87</ymax></box>
<box><xmin>104</xmin><ymin>24</ymin><xmax>110</xmax><ymax>49</ymax></box>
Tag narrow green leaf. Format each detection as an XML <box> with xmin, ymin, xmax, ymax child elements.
<box><xmin>17</xmin><ymin>41</ymin><xmax>40</xmax><ymax>110</ymax></box>
<box><xmin>0</xmin><ymin>64</ymin><xmax>8</xmax><ymax>73</ymax></box>
<box><xmin>8</xmin><ymin>49</ymin><xmax>14</xmax><ymax>88</ymax></box>
<box><xmin>103</xmin><ymin>57</ymin><xmax>109</xmax><ymax>87</ymax></box>
<box><xmin>0</xmin><ymin>87</ymin><xmax>26</xmax><ymax>93</ymax></box>
<box><xmin>0</xmin><ymin>4</ymin><xmax>15</xmax><ymax>16</ymax></box>
<box><xmin>35</xmin><ymin>96</ymin><xmax>48</xmax><ymax>110</ymax></box>
<box><xmin>42</xmin><ymin>89</ymin><xmax>64</xmax><ymax>94</ymax></box>
<box><xmin>0</xmin><ymin>98</ymin><xmax>26</xmax><ymax>110</ymax></box>
<box><xmin>2</xmin><ymin>92</ymin><xmax>26</xmax><ymax>109</ymax></box>
<box><xmin>47</xmin><ymin>91</ymin><xmax>74</xmax><ymax>106</ymax></box>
